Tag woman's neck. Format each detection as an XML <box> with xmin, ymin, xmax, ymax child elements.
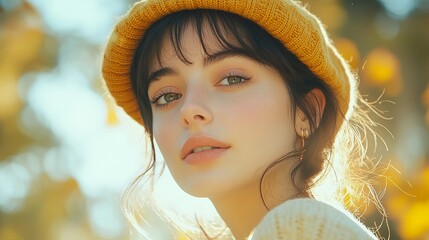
<box><xmin>210</xmin><ymin>164</ymin><xmax>301</xmax><ymax>240</ymax></box>
<box><xmin>210</xmin><ymin>182</ymin><xmax>267</xmax><ymax>240</ymax></box>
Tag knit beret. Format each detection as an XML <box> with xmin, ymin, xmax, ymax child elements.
<box><xmin>102</xmin><ymin>0</ymin><xmax>356</xmax><ymax>127</ymax></box>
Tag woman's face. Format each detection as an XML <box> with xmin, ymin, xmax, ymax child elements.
<box><xmin>147</xmin><ymin>24</ymin><xmax>298</xmax><ymax>198</ymax></box>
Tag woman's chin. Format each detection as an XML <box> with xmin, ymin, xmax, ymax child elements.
<box><xmin>179</xmin><ymin>183</ymin><xmax>224</xmax><ymax>198</ymax></box>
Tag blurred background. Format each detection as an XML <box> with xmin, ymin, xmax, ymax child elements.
<box><xmin>0</xmin><ymin>0</ymin><xmax>428</xmax><ymax>239</ymax></box>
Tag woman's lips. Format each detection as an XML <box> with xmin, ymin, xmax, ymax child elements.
<box><xmin>183</xmin><ymin>148</ymin><xmax>229</xmax><ymax>165</ymax></box>
<box><xmin>180</xmin><ymin>136</ymin><xmax>230</xmax><ymax>164</ymax></box>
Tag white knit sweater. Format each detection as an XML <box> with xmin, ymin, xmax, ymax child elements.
<box><xmin>248</xmin><ymin>198</ymin><xmax>377</xmax><ymax>240</ymax></box>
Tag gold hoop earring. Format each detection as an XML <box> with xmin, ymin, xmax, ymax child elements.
<box><xmin>300</xmin><ymin>129</ymin><xmax>309</xmax><ymax>161</ymax></box>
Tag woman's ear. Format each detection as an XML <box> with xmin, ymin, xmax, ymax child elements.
<box><xmin>295</xmin><ymin>88</ymin><xmax>326</xmax><ymax>135</ymax></box>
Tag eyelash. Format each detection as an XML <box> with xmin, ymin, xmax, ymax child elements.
<box><xmin>150</xmin><ymin>72</ymin><xmax>251</xmax><ymax>109</ymax></box>
<box><xmin>218</xmin><ymin>71</ymin><xmax>251</xmax><ymax>88</ymax></box>
<box><xmin>150</xmin><ymin>88</ymin><xmax>180</xmax><ymax>109</ymax></box>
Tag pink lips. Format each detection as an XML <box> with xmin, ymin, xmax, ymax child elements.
<box><xmin>180</xmin><ymin>136</ymin><xmax>230</xmax><ymax>165</ymax></box>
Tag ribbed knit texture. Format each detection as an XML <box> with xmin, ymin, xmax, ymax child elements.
<box><xmin>249</xmin><ymin>198</ymin><xmax>377</xmax><ymax>240</ymax></box>
<box><xmin>102</xmin><ymin>0</ymin><xmax>357</xmax><ymax>128</ymax></box>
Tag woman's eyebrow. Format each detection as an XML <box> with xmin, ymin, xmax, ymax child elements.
<box><xmin>203</xmin><ymin>50</ymin><xmax>252</xmax><ymax>67</ymax></box>
<box><xmin>148</xmin><ymin>67</ymin><xmax>177</xmax><ymax>83</ymax></box>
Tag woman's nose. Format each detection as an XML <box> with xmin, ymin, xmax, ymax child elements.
<box><xmin>180</xmin><ymin>87</ymin><xmax>213</xmax><ymax>128</ymax></box>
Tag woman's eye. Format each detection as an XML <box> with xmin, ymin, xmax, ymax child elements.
<box><xmin>152</xmin><ymin>92</ymin><xmax>182</xmax><ymax>107</ymax></box>
<box><xmin>218</xmin><ymin>76</ymin><xmax>248</xmax><ymax>86</ymax></box>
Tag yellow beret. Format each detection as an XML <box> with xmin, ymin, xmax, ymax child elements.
<box><xmin>102</xmin><ymin>0</ymin><xmax>356</xmax><ymax>127</ymax></box>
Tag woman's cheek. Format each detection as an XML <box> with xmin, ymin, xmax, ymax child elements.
<box><xmin>153</xmin><ymin>114</ymin><xmax>180</xmax><ymax>160</ymax></box>
<box><xmin>220</xmin><ymin>92</ymin><xmax>276</xmax><ymax>126</ymax></box>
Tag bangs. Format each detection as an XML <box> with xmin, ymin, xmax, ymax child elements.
<box><xmin>146</xmin><ymin>9</ymin><xmax>287</xmax><ymax>73</ymax></box>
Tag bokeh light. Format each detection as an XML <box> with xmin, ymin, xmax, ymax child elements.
<box><xmin>378</xmin><ymin>0</ymin><xmax>419</xmax><ymax>19</ymax></box>
<box><xmin>362</xmin><ymin>48</ymin><xmax>403</xmax><ymax>96</ymax></box>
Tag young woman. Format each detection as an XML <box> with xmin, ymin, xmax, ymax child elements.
<box><xmin>102</xmin><ymin>0</ymin><xmax>382</xmax><ymax>239</ymax></box>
